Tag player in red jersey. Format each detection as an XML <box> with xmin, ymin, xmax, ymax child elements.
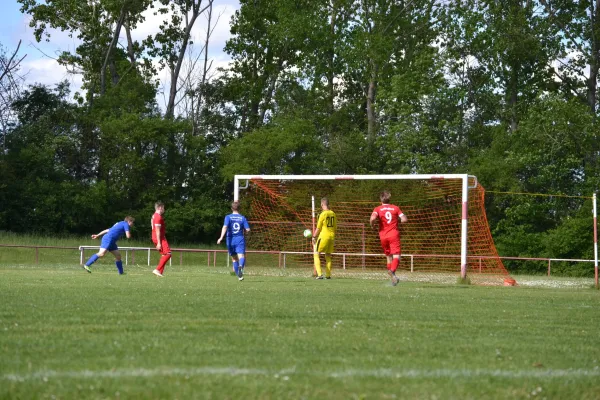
<box><xmin>370</xmin><ymin>190</ymin><xmax>408</xmax><ymax>286</ymax></box>
<box><xmin>151</xmin><ymin>201</ymin><xmax>171</xmax><ymax>277</ymax></box>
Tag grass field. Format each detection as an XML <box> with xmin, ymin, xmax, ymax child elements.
<box><xmin>1</xmin><ymin>262</ymin><xmax>600</xmax><ymax>399</ymax></box>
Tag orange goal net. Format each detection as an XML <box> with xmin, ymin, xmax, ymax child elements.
<box><xmin>235</xmin><ymin>174</ymin><xmax>509</xmax><ymax>285</ymax></box>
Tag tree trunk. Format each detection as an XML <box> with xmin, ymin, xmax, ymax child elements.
<box><xmin>124</xmin><ymin>19</ymin><xmax>136</xmax><ymax>66</ymax></box>
<box><xmin>366</xmin><ymin>61</ymin><xmax>378</xmax><ymax>149</ymax></box>
<box><xmin>100</xmin><ymin>6</ymin><xmax>126</xmax><ymax>95</ymax></box>
<box><xmin>589</xmin><ymin>0</ymin><xmax>600</xmax><ymax>113</ymax></box>
<box><xmin>508</xmin><ymin>65</ymin><xmax>518</xmax><ymax>132</ymax></box>
<box><xmin>109</xmin><ymin>59</ymin><xmax>119</xmax><ymax>86</ymax></box>
<box><xmin>327</xmin><ymin>1</ymin><xmax>337</xmax><ymax>114</ymax></box>
<box><xmin>194</xmin><ymin>1</ymin><xmax>214</xmax><ymax>133</ymax></box>
<box><xmin>165</xmin><ymin>0</ymin><xmax>213</xmax><ymax>118</ymax></box>
<box><xmin>259</xmin><ymin>58</ymin><xmax>283</xmax><ymax>124</ymax></box>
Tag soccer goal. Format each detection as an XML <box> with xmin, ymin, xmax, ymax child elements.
<box><xmin>234</xmin><ymin>174</ymin><xmax>510</xmax><ymax>285</ymax></box>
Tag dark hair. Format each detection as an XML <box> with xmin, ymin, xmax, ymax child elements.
<box><xmin>231</xmin><ymin>201</ymin><xmax>240</xmax><ymax>211</ymax></box>
<box><xmin>124</xmin><ymin>216</ymin><xmax>135</xmax><ymax>223</ymax></box>
<box><xmin>155</xmin><ymin>201</ymin><xmax>164</xmax><ymax>209</ymax></box>
<box><xmin>380</xmin><ymin>191</ymin><xmax>391</xmax><ymax>204</ymax></box>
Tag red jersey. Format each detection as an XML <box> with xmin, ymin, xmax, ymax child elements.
<box><xmin>372</xmin><ymin>204</ymin><xmax>404</xmax><ymax>236</ymax></box>
<box><xmin>151</xmin><ymin>212</ymin><xmax>166</xmax><ymax>242</ymax></box>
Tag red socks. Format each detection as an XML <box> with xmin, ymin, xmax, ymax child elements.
<box><xmin>390</xmin><ymin>258</ymin><xmax>399</xmax><ymax>273</ymax></box>
<box><xmin>157</xmin><ymin>254</ymin><xmax>171</xmax><ymax>274</ymax></box>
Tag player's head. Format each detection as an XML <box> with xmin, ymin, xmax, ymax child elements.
<box><xmin>155</xmin><ymin>201</ymin><xmax>165</xmax><ymax>214</ymax></box>
<box><xmin>321</xmin><ymin>197</ymin><xmax>329</xmax><ymax>210</ymax></box>
<box><xmin>231</xmin><ymin>201</ymin><xmax>240</xmax><ymax>212</ymax></box>
<box><xmin>124</xmin><ymin>216</ymin><xmax>135</xmax><ymax>226</ymax></box>
<box><xmin>380</xmin><ymin>191</ymin><xmax>391</xmax><ymax>204</ymax></box>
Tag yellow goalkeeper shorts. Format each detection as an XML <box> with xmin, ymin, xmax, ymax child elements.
<box><xmin>314</xmin><ymin>237</ymin><xmax>334</xmax><ymax>254</ymax></box>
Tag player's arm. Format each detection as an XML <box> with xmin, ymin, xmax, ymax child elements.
<box><xmin>312</xmin><ymin>227</ymin><xmax>321</xmax><ymax>245</ymax></box>
<box><xmin>399</xmin><ymin>213</ymin><xmax>408</xmax><ymax>223</ymax></box>
<box><xmin>154</xmin><ymin>220</ymin><xmax>161</xmax><ymax>249</ymax></box>
<box><xmin>124</xmin><ymin>222</ymin><xmax>132</xmax><ymax>239</ymax></box>
<box><xmin>333</xmin><ymin>212</ymin><xmax>337</xmax><ymax>233</ymax></box>
<box><xmin>91</xmin><ymin>229</ymin><xmax>109</xmax><ymax>240</ymax></box>
<box><xmin>217</xmin><ymin>225</ymin><xmax>227</xmax><ymax>244</ymax></box>
<box><xmin>217</xmin><ymin>216</ymin><xmax>229</xmax><ymax>244</ymax></box>
<box><xmin>313</xmin><ymin>214</ymin><xmax>324</xmax><ymax>243</ymax></box>
<box><xmin>370</xmin><ymin>211</ymin><xmax>379</xmax><ymax>229</ymax></box>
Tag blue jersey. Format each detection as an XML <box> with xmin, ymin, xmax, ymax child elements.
<box><xmin>104</xmin><ymin>221</ymin><xmax>130</xmax><ymax>242</ymax></box>
<box><xmin>224</xmin><ymin>213</ymin><xmax>249</xmax><ymax>241</ymax></box>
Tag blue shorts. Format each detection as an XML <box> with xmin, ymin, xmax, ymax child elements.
<box><xmin>227</xmin><ymin>239</ymin><xmax>246</xmax><ymax>257</ymax></box>
<box><xmin>100</xmin><ymin>236</ymin><xmax>118</xmax><ymax>252</ymax></box>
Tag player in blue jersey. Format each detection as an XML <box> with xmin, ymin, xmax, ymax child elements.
<box><xmin>82</xmin><ymin>216</ymin><xmax>135</xmax><ymax>274</ymax></box>
<box><xmin>217</xmin><ymin>201</ymin><xmax>250</xmax><ymax>281</ymax></box>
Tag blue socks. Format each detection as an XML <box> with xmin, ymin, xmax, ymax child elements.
<box><xmin>233</xmin><ymin>261</ymin><xmax>239</xmax><ymax>276</ymax></box>
<box><xmin>239</xmin><ymin>257</ymin><xmax>246</xmax><ymax>268</ymax></box>
<box><xmin>85</xmin><ymin>254</ymin><xmax>99</xmax><ymax>267</ymax></box>
<box><xmin>116</xmin><ymin>260</ymin><xmax>123</xmax><ymax>274</ymax></box>
<box><xmin>84</xmin><ymin>255</ymin><xmax>124</xmax><ymax>274</ymax></box>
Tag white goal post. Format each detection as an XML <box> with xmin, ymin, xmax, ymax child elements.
<box><xmin>234</xmin><ymin>174</ymin><xmax>478</xmax><ymax>280</ymax></box>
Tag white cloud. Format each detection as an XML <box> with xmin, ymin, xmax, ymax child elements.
<box><xmin>19</xmin><ymin>14</ymin><xmax>81</xmax><ymax>58</ymax></box>
<box><xmin>131</xmin><ymin>2</ymin><xmax>237</xmax><ymax>59</ymax></box>
<box><xmin>194</xmin><ymin>3</ymin><xmax>237</xmax><ymax>57</ymax></box>
<box><xmin>19</xmin><ymin>57</ymin><xmax>83</xmax><ymax>95</ymax></box>
<box><xmin>12</xmin><ymin>0</ymin><xmax>240</xmax><ymax>109</ymax></box>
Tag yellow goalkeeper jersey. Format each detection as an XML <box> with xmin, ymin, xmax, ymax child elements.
<box><xmin>317</xmin><ymin>210</ymin><xmax>337</xmax><ymax>239</ymax></box>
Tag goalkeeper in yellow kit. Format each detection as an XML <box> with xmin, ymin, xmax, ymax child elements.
<box><xmin>312</xmin><ymin>197</ymin><xmax>337</xmax><ymax>279</ymax></box>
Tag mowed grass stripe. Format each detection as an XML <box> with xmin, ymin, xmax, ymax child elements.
<box><xmin>1</xmin><ymin>264</ymin><xmax>600</xmax><ymax>399</ymax></box>
<box><xmin>3</xmin><ymin>366</ymin><xmax>600</xmax><ymax>382</ymax></box>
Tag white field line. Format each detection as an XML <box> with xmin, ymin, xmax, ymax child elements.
<box><xmin>3</xmin><ymin>366</ymin><xmax>600</xmax><ymax>382</ymax></box>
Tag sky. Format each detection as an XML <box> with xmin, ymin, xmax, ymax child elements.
<box><xmin>0</xmin><ymin>0</ymin><xmax>240</xmax><ymax>106</ymax></box>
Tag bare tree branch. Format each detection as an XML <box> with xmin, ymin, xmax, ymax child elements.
<box><xmin>0</xmin><ymin>40</ymin><xmax>26</xmax><ymax>151</ymax></box>
<box><xmin>0</xmin><ymin>40</ymin><xmax>26</xmax><ymax>82</ymax></box>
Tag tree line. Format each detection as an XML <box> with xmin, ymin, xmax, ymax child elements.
<box><xmin>0</xmin><ymin>0</ymin><xmax>598</xmax><ymax>273</ymax></box>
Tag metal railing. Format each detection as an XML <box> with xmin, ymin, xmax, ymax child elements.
<box><xmin>77</xmin><ymin>246</ymin><xmax>229</xmax><ymax>267</ymax></box>
<box><xmin>0</xmin><ymin>244</ymin><xmax>595</xmax><ymax>277</ymax></box>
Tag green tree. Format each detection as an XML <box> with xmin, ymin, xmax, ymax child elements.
<box><xmin>19</xmin><ymin>0</ymin><xmax>156</xmax><ymax>105</ymax></box>
<box><xmin>0</xmin><ymin>83</ymin><xmax>100</xmax><ymax>233</ymax></box>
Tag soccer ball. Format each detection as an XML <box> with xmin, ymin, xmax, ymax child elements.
<box><xmin>303</xmin><ymin>229</ymin><xmax>312</xmax><ymax>238</ymax></box>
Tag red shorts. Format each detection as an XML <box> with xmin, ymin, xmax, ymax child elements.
<box><xmin>379</xmin><ymin>234</ymin><xmax>401</xmax><ymax>256</ymax></box>
<box><xmin>152</xmin><ymin>238</ymin><xmax>171</xmax><ymax>256</ymax></box>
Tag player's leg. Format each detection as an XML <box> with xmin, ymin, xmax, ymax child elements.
<box><xmin>230</xmin><ymin>252</ymin><xmax>240</xmax><ymax>277</ymax></box>
<box><xmin>236</xmin><ymin>255</ymin><xmax>245</xmax><ymax>281</ymax></box>
<box><xmin>237</xmin><ymin>240</ymin><xmax>247</xmax><ymax>279</ymax></box>
<box><xmin>389</xmin><ymin>238</ymin><xmax>401</xmax><ymax>286</ymax></box>
<box><xmin>323</xmin><ymin>239</ymin><xmax>334</xmax><ymax>279</ymax></box>
<box><xmin>324</xmin><ymin>254</ymin><xmax>332</xmax><ymax>279</ymax></box>
<box><xmin>390</xmin><ymin>255</ymin><xmax>400</xmax><ymax>273</ymax></box>
<box><xmin>380</xmin><ymin>237</ymin><xmax>391</xmax><ymax>270</ymax></box>
<box><xmin>390</xmin><ymin>255</ymin><xmax>400</xmax><ymax>286</ymax></box>
<box><xmin>385</xmin><ymin>255</ymin><xmax>396</xmax><ymax>282</ymax></box>
<box><xmin>227</xmin><ymin>240</ymin><xmax>241</xmax><ymax>277</ymax></box>
<box><xmin>238</xmin><ymin>254</ymin><xmax>246</xmax><ymax>278</ymax></box>
<box><xmin>382</xmin><ymin>236</ymin><xmax>399</xmax><ymax>285</ymax></box>
<box><xmin>83</xmin><ymin>247</ymin><xmax>108</xmax><ymax>272</ymax></box>
<box><xmin>154</xmin><ymin>239</ymin><xmax>171</xmax><ymax>277</ymax></box>
<box><xmin>381</xmin><ymin>237</ymin><xmax>395</xmax><ymax>281</ymax></box>
<box><xmin>313</xmin><ymin>238</ymin><xmax>323</xmax><ymax>279</ymax></box>
<box><xmin>233</xmin><ymin>241</ymin><xmax>245</xmax><ymax>280</ymax></box>
<box><xmin>232</xmin><ymin>256</ymin><xmax>240</xmax><ymax>276</ymax></box>
<box><xmin>110</xmin><ymin>249</ymin><xmax>125</xmax><ymax>275</ymax></box>
<box><xmin>231</xmin><ymin>256</ymin><xmax>243</xmax><ymax>280</ymax></box>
